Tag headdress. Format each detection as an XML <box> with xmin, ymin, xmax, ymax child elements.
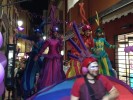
<box><xmin>79</xmin><ymin>2</ymin><xmax>91</xmax><ymax>32</ymax></box>
<box><xmin>34</xmin><ymin>28</ymin><xmax>42</xmax><ymax>34</ymax></box>
<box><xmin>51</xmin><ymin>25</ymin><xmax>59</xmax><ymax>33</ymax></box>
<box><xmin>95</xmin><ymin>27</ymin><xmax>103</xmax><ymax>34</ymax></box>
<box><xmin>95</xmin><ymin>11</ymin><xmax>104</xmax><ymax>35</ymax></box>
<box><xmin>82</xmin><ymin>25</ymin><xmax>91</xmax><ymax>32</ymax></box>
<box><xmin>49</xmin><ymin>5</ymin><xmax>60</xmax><ymax>34</ymax></box>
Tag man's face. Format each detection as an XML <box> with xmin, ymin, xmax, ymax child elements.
<box><xmin>88</xmin><ymin>61</ymin><xmax>99</xmax><ymax>77</ymax></box>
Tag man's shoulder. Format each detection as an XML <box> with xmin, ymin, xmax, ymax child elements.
<box><xmin>97</xmin><ymin>74</ymin><xmax>112</xmax><ymax>85</ymax></box>
<box><xmin>75</xmin><ymin>77</ymin><xmax>85</xmax><ymax>84</ymax></box>
<box><xmin>97</xmin><ymin>74</ymin><xmax>108</xmax><ymax>80</ymax></box>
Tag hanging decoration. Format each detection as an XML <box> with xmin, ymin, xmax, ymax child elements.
<box><xmin>79</xmin><ymin>2</ymin><xmax>89</xmax><ymax>25</ymax></box>
<box><xmin>0</xmin><ymin>31</ymin><xmax>7</xmax><ymax>96</ymax></box>
<box><xmin>95</xmin><ymin>11</ymin><xmax>100</xmax><ymax>26</ymax></box>
<box><xmin>0</xmin><ymin>64</ymin><xmax>4</xmax><ymax>84</ymax></box>
<box><xmin>67</xmin><ymin>0</ymin><xmax>79</xmax><ymax>12</ymax></box>
<box><xmin>124</xmin><ymin>46</ymin><xmax>133</xmax><ymax>53</ymax></box>
<box><xmin>0</xmin><ymin>32</ymin><xmax>3</xmax><ymax>48</ymax></box>
<box><xmin>0</xmin><ymin>51</ymin><xmax>7</xmax><ymax>68</ymax></box>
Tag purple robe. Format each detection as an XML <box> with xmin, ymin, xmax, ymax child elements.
<box><xmin>37</xmin><ymin>38</ymin><xmax>65</xmax><ymax>90</ymax></box>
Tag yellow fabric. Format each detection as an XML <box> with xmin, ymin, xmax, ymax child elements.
<box><xmin>66</xmin><ymin>60</ymin><xmax>81</xmax><ymax>78</ymax></box>
<box><xmin>102</xmin><ymin>57</ymin><xmax>110</xmax><ymax>75</ymax></box>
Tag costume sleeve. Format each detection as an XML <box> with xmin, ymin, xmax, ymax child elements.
<box><xmin>37</xmin><ymin>40</ymin><xmax>50</xmax><ymax>56</ymax></box>
<box><xmin>71</xmin><ymin>79</ymin><xmax>81</xmax><ymax>97</ymax></box>
<box><xmin>37</xmin><ymin>40</ymin><xmax>45</xmax><ymax>50</ymax></box>
<box><xmin>90</xmin><ymin>37</ymin><xmax>95</xmax><ymax>48</ymax></box>
<box><xmin>104</xmin><ymin>38</ymin><xmax>115</xmax><ymax>48</ymax></box>
<box><xmin>58</xmin><ymin>38</ymin><xmax>63</xmax><ymax>51</ymax></box>
<box><xmin>99</xmin><ymin>75</ymin><xmax>114</xmax><ymax>92</ymax></box>
<box><xmin>33</xmin><ymin>40</ymin><xmax>45</xmax><ymax>52</ymax></box>
<box><xmin>15</xmin><ymin>33</ymin><xmax>32</xmax><ymax>41</ymax></box>
<box><xmin>90</xmin><ymin>39</ymin><xmax>96</xmax><ymax>52</ymax></box>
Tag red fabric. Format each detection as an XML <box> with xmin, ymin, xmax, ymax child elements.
<box><xmin>71</xmin><ymin>75</ymin><xmax>113</xmax><ymax>97</ymax></box>
<box><xmin>82</xmin><ymin>57</ymin><xmax>97</xmax><ymax>68</ymax></box>
<box><xmin>84</xmin><ymin>36</ymin><xmax>94</xmax><ymax>48</ymax></box>
<box><xmin>109</xmin><ymin>80</ymin><xmax>133</xmax><ymax>100</ymax></box>
<box><xmin>71</xmin><ymin>77</ymin><xmax>84</xmax><ymax>97</ymax></box>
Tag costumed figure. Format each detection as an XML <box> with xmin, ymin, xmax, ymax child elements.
<box><xmin>90</xmin><ymin>12</ymin><xmax>116</xmax><ymax>77</ymax></box>
<box><xmin>14</xmin><ymin>29</ymin><xmax>44</xmax><ymax>98</ymax></box>
<box><xmin>66</xmin><ymin>2</ymin><xmax>94</xmax><ymax>78</ymax></box>
<box><xmin>34</xmin><ymin>25</ymin><xmax>66</xmax><ymax>90</ymax></box>
<box><xmin>92</xmin><ymin>27</ymin><xmax>116</xmax><ymax>77</ymax></box>
<box><xmin>81</xmin><ymin>24</ymin><xmax>94</xmax><ymax>50</ymax></box>
<box><xmin>34</xmin><ymin>5</ymin><xmax>66</xmax><ymax>90</ymax></box>
<box><xmin>78</xmin><ymin>2</ymin><xmax>95</xmax><ymax>51</ymax></box>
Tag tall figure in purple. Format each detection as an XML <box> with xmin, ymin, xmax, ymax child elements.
<box><xmin>14</xmin><ymin>29</ymin><xmax>44</xmax><ymax>98</ymax></box>
<box><xmin>35</xmin><ymin>26</ymin><xmax>66</xmax><ymax>90</ymax></box>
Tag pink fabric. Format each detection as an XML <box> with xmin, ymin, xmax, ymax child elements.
<box><xmin>37</xmin><ymin>38</ymin><xmax>65</xmax><ymax>90</ymax></box>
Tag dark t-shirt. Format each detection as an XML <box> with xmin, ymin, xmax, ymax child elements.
<box><xmin>71</xmin><ymin>75</ymin><xmax>113</xmax><ymax>100</ymax></box>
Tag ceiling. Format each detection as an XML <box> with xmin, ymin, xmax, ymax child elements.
<box><xmin>20</xmin><ymin>0</ymin><xmax>49</xmax><ymax>26</ymax></box>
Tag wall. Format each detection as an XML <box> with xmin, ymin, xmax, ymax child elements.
<box><xmin>103</xmin><ymin>13</ymin><xmax>133</xmax><ymax>68</ymax></box>
<box><xmin>69</xmin><ymin>0</ymin><xmax>120</xmax><ymax>23</ymax></box>
<box><xmin>69</xmin><ymin>0</ymin><xmax>89</xmax><ymax>24</ymax></box>
<box><xmin>88</xmin><ymin>0</ymin><xmax>120</xmax><ymax>16</ymax></box>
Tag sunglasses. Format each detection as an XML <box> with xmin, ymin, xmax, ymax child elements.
<box><xmin>89</xmin><ymin>66</ymin><xmax>99</xmax><ymax>70</ymax></box>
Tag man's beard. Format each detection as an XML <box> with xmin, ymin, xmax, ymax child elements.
<box><xmin>88</xmin><ymin>71</ymin><xmax>99</xmax><ymax>79</ymax></box>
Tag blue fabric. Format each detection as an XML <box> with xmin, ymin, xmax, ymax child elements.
<box><xmin>22</xmin><ymin>40</ymin><xmax>44</xmax><ymax>92</ymax></box>
<box><xmin>33</xmin><ymin>79</ymin><xmax>75</xmax><ymax>100</ymax></box>
<box><xmin>31</xmin><ymin>76</ymin><xmax>133</xmax><ymax>100</ymax></box>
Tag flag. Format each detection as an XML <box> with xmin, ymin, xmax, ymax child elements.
<box><xmin>67</xmin><ymin>0</ymin><xmax>79</xmax><ymax>12</ymax></box>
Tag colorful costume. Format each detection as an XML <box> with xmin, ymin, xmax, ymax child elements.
<box><xmin>36</xmin><ymin>26</ymin><xmax>65</xmax><ymax>90</ymax></box>
<box><xmin>81</xmin><ymin>25</ymin><xmax>94</xmax><ymax>51</ymax></box>
<box><xmin>66</xmin><ymin>48</ymin><xmax>81</xmax><ymax>78</ymax></box>
<box><xmin>66</xmin><ymin>38</ymin><xmax>81</xmax><ymax>78</ymax></box>
<box><xmin>92</xmin><ymin>27</ymin><xmax>115</xmax><ymax>77</ymax></box>
<box><xmin>66</xmin><ymin>24</ymin><xmax>95</xmax><ymax>78</ymax></box>
<box><xmin>16</xmin><ymin>33</ymin><xmax>44</xmax><ymax>97</ymax></box>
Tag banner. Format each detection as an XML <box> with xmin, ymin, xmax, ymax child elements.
<box><xmin>67</xmin><ymin>0</ymin><xmax>79</xmax><ymax>12</ymax></box>
<box><xmin>5</xmin><ymin>44</ymin><xmax>16</xmax><ymax>90</ymax></box>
